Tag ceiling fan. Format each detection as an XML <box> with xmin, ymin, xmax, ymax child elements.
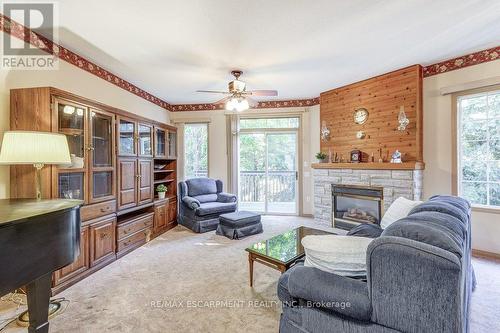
<box><xmin>196</xmin><ymin>70</ymin><xmax>278</xmax><ymax>111</ymax></box>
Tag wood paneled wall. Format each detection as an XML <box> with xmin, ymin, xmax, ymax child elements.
<box><xmin>320</xmin><ymin>65</ymin><xmax>423</xmax><ymax>162</ymax></box>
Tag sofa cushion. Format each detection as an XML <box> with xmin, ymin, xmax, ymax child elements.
<box><xmin>195</xmin><ymin>202</ymin><xmax>237</xmax><ymax>216</ymax></box>
<box><xmin>381</xmin><ymin>197</ymin><xmax>422</xmax><ymax>229</ymax></box>
<box><xmin>409</xmin><ymin>200</ymin><xmax>469</xmax><ymax>226</ymax></box>
<box><xmin>347</xmin><ymin>223</ymin><xmax>383</xmax><ymax>238</ymax></box>
<box><xmin>186</xmin><ymin>178</ymin><xmax>217</xmax><ymax>196</ymax></box>
<box><xmin>302</xmin><ymin>235</ymin><xmax>372</xmax><ymax>277</ymax></box>
<box><xmin>382</xmin><ymin>215</ymin><xmax>464</xmax><ymax>258</ymax></box>
<box><xmin>193</xmin><ymin>194</ymin><xmax>218</xmax><ymax>203</ymax></box>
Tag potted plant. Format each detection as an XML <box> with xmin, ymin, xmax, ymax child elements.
<box><xmin>315</xmin><ymin>151</ymin><xmax>328</xmax><ymax>163</ymax></box>
<box><xmin>156</xmin><ymin>184</ymin><xmax>168</xmax><ymax>199</ymax></box>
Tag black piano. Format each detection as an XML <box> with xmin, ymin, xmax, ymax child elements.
<box><xmin>0</xmin><ymin>199</ymin><xmax>82</xmax><ymax>333</ymax></box>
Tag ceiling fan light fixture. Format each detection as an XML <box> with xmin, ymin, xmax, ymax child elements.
<box><xmin>236</xmin><ymin>98</ymin><xmax>249</xmax><ymax>112</ymax></box>
<box><xmin>226</xmin><ymin>97</ymin><xmax>249</xmax><ymax>112</ymax></box>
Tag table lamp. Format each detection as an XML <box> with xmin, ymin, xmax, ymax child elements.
<box><xmin>0</xmin><ymin>131</ymin><xmax>71</xmax><ymax>199</ymax></box>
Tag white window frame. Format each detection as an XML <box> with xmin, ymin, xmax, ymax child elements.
<box><xmin>182</xmin><ymin>122</ymin><xmax>210</xmax><ymax>180</ymax></box>
<box><xmin>452</xmin><ymin>85</ymin><xmax>500</xmax><ymax>213</ymax></box>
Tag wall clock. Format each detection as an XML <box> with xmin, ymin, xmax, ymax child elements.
<box><xmin>353</xmin><ymin>108</ymin><xmax>369</xmax><ymax>125</ymax></box>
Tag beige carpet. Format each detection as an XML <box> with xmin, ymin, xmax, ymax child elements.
<box><xmin>1</xmin><ymin>216</ymin><xmax>499</xmax><ymax>333</ymax></box>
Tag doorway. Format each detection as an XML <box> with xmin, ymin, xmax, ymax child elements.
<box><xmin>238</xmin><ymin>117</ymin><xmax>299</xmax><ymax>215</ymax></box>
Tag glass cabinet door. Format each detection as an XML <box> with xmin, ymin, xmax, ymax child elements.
<box><xmin>155</xmin><ymin>127</ymin><xmax>166</xmax><ymax>157</ymax></box>
<box><xmin>168</xmin><ymin>131</ymin><xmax>177</xmax><ymax>158</ymax></box>
<box><xmin>89</xmin><ymin>109</ymin><xmax>115</xmax><ymax>202</ymax></box>
<box><xmin>58</xmin><ymin>172</ymin><xmax>85</xmax><ymax>200</ymax></box>
<box><xmin>56</xmin><ymin>98</ymin><xmax>87</xmax><ymax>203</ymax></box>
<box><xmin>57</xmin><ymin>99</ymin><xmax>86</xmax><ymax>169</ymax></box>
<box><xmin>138</xmin><ymin>124</ymin><xmax>153</xmax><ymax>156</ymax></box>
<box><xmin>119</xmin><ymin>118</ymin><xmax>136</xmax><ymax>156</ymax></box>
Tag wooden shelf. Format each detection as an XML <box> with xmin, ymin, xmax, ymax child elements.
<box><xmin>154</xmin><ymin>179</ymin><xmax>175</xmax><ymax>184</ymax></box>
<box><xmin>311</xmin><ymin>161</ymin><xmax>425</xmax><ymax>170</ymax></box>
<box><xmin>154</xmin><ymin>169</ymin><xmax>175</xmax><ymax>173</ymax></box>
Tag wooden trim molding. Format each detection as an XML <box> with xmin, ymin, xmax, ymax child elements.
<box><xmin>472</xmin><ymin>249</ymin><xmax>500</xmax><ymax>261</ymax></box>
<box><xmin>0</xmin><ymin>14</ymin><xmax>172</xmax><ymax>111</ymax></box>
<box><xmin>423</xmin><ymin>45</ymin><xmax>500</xmax><ymax>77</ymax></box>
<box><xmin>311</xmin><ymin>162</ymin><xmax>425</xmax><ymax>170</ymax></box>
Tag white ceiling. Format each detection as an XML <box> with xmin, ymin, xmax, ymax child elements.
<box><xmin>54</xmin><ymin>0</ymin><xmax>500</xmax><ymax>104</ymax></box>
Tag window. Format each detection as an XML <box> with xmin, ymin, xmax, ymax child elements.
<box><xmin>456</xmin><ymin>88</ymin><xmax>500</xmax><ymax>207</ymax></box>
<box><xmin>239</xmin><ymin>117</ymin><xmax>299</xmax><ymax>129</ymax></box>
<box><xmin>184</xmin><ymin>123</ymin><xmax>208</xmax><ymax>179</ymax></box>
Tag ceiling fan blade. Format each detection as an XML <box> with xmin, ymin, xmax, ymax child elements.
<box><xmin>196</xmin><ymin>90</ymin><xmax>231</xmax><ymax>94</ymax></box>
<box><xmin>248</xmin><ymin>90</ymin><xmax>278</xmax><ymax>96</ymax></box>
<box><xmin>246</xmin><ymin>97</ymin><xmax>259</xmax><ymax>108</ymax></box>
<box><xmin>213</xmin><ymin>96</ymin><xmax>230</xmax><ymax>105</ymax></box>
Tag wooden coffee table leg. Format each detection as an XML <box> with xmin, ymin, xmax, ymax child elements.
<box><xmin>248</xmin><ymin>253</ymin><xmax>254</xmax><ymax>287</ymax></box>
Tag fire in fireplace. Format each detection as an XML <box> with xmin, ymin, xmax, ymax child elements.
<box><xmin>332</xmin><ymin>184</ymin><xmax>384</xmax><ymax>230</ymax></box>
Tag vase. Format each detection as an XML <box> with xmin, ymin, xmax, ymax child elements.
<box><xmin>158</xmin><ymin>192</ymin><xmax>166</xmax><ymax>199</ymax></box>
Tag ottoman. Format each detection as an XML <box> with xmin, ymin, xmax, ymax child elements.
<box><xmin>216</xmin><ymin>211</ymin><xmax>263</xmax><ymax>240</ymax></box>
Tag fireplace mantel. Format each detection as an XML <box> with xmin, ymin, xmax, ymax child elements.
<box><xmin>311</xmin><ymin>161</ymin><xmax>425</xmax><ymax>170</ymax></box>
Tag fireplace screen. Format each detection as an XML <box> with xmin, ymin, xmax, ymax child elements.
<box><xmin>332</xmin><ymin>185</ymin><xmax>383</xmax><ymax>230</ymax></box>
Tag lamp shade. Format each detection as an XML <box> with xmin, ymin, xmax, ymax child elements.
<box><xmin>0</xmin><ymin>131</ymin><xmax>71</xmax><ymax>165</ymax></box>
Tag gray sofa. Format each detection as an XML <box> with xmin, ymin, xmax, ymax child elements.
<box><xmin>278</xmin><ymin>195</ymin><xmax>474</xmax><ymax>333</ymax></box>
<box><xmin>178</xmin><ymin>178</ymin><xmax>237</xmax><ymax>233</ymax></box>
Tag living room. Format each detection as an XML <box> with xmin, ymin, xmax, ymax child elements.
<box><xmin>0</xmin><ymin>1</ymin><xmax>499</xmax><ymax>332</ymax></box>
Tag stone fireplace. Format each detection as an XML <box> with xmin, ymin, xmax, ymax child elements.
<box><xmin>313</xmin><ymin>166</ymin><xmax>423</xmax><ymax>227</ymax></box>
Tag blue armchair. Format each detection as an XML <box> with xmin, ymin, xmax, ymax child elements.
<box><xmin>178</xmin><ymin>178</ymin><xmax>237</xmax><ymax>233</ymax></box>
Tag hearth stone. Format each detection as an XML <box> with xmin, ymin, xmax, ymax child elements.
<box><xmin>313</xmin><ymin>168</ymin><xmax>423</xmax><ymax>227</ymax></box>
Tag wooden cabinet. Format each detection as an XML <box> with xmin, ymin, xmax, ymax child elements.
<box><xmin>168</xmin><ymin>198</ymin><xmax>177</xmax><ymax>226</ymax></box>
<box><xmin>117</xmin><ymin>158</ymin><xmax>153</xmax><ymax>210</ymax></box>
<box><xmin>53</xmin><ymin>226</ymin><xmax>89</xmax><ymax>286</ymax></box>
<box><xmin>154</xmin><ymin>201</ymin><xmax>167</xmax><ymax>234</ymax></box>
<box><xmin>118</xmin><ymin>158</ymin><xmax>137</xmax><ymax>210</ymax></box>
<box><xmin>138</xmin><ymin>159</ymin><xmax>153</xmax><ymax>204</ymax></box>
<box><xmin>117</xmin><ymin>116</ymin><xmax>153</xmax><ymax>158</ymax></box>
<box><xmin>10</xmin><ymin>87</ymin><xmax>177</xmax><ymax>294</ymax></box>
<box><xmin>53</xmin><ymin>98</ymin><xmax>116</xmax><ymax>204</ymax></box>
<box><xmin>89</xmin><ymin>108</ymin><xmax>116</xmax><ymax>203</ymax></box>
<box><xmin>167</xmin><ymin>130</ymin><xmax>177</xmax><ymax>159</ymax></box>
<box><xmin>89</xmin><ymin>217</ymin><xmax>116</xmax><ymax>267</ymax></box>
<box><xmin>154</xmin><ymin>127</ymin><xmax>167</xmax><ymax>158</ymax></box>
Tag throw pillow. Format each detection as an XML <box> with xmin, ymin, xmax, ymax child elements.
<box><xmin>302</xmin><ymin>235</ymin><xmax>372</xmax><ymax>277</ymax></box>
<box><xmin>380</xmin><ymin>197</ymin><xmax>422</xmax><ymax>229</ymax></box>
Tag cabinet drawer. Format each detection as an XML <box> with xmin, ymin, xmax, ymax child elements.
<box><xmin>117</xmin><ymin>213</ymin><xmax>154</xmax><ymax>240</ymax></box>
<box><xmin>81</xmin><ymin>200</ymin><xmax>116</xmax><ymax>221</ymax></box>
<box><xmin>117</xmin><ymin>228</ymin><xmax>151</xmax><ymax>252</ymax></box>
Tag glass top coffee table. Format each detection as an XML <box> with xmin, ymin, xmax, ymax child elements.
<box><xmin>245</xmin><ymin>226</ymin><xmax>335</xmax><ymax>287</ymax></box>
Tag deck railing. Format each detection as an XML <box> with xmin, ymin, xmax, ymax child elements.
<box><xmin>239</xmin><ymin>171</ymin><xmax>296</xmax><ymax>203</ymax></box>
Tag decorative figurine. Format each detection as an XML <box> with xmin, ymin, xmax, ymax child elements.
<box><xmin>397</xmin><ymin>106</ymin><xmax>410</xmax><ymax>131</ymax></box>
<box><xmin>321</xmin><ymin>121</ymin><xmax>330</xmax><ymax>141</ymax></box>
<box><xmin>390</xmin><ymin>150</ymin><xmax>403</xmax><ymax>163</ymax></box>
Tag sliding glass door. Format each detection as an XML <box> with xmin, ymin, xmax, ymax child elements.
<box><xmin>239</xmin><ymin>125</ymin><xmax>298</xmax><ymax>215</ymax></box>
